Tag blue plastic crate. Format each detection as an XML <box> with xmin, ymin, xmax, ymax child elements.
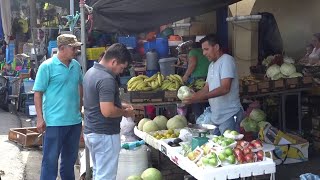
<box><xmin>118</xmin><ymin>36</ymin><xmax>137</xmax><ymax>48</ymax></box>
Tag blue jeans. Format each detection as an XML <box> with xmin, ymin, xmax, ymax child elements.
<box><xmin>212</xmin><ymin>109</ymin><xmax>244</xmax><ymax>136</ymax></box>
<box><xmin>84</xmin><ymin>133</ymin><xmax>121</xmax><ymax>180</ymax></box>
<box><xmin>40</xmin><ymin>123</ymin><xmax>82</xmax><ymax>180</ymax></box>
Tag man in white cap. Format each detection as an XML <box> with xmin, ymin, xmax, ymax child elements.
<box><xmin>33</xmin><ymin>34</ymin><xmax>83</xmax><ymax>180</ymax></box>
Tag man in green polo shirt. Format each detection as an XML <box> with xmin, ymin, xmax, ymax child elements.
<box><xmin>33</xmin><ymin>34</ymin><xmax>83</xmax><ymax>180</ymax></box>
<box><xmin>182</xmin><ymin>42</ymin><xmax>210</xmax><ymax>121</ymax></box>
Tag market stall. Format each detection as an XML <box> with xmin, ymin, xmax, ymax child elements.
<box><xmin>133</xmin><ymin>126</ymin><xmax>276</xmax><ymax>180</ymax></box>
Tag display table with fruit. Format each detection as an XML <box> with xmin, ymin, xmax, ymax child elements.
<box><xmin>134</xmin><ymin>125</ymin><xmax>276</xmax><ymax>180</ymax></box>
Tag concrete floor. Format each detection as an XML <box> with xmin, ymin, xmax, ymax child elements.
<box><xmin>0</xmin><ymin>108</ymin><xmax>319</xmax><ymax>180</ymax></box>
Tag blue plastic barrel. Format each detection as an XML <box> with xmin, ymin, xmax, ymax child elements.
<box><xmin>156</xmin><ymin>38</ymin><xmax>169</xmax><ymax>58</ymax></box>
<box><xmin>6</xmin><ymin>43</ymin><xmax>15</xmax><ymax>64</ymax></box>
<box><xmin>144</xmin><ymin>41</ymin><xmax>156</xmax><ymax>54</ymax></box>
<box><xmin>146</xmin><ymin>70</ymin><xmax>159</xmax><ymax>77</ymax></box>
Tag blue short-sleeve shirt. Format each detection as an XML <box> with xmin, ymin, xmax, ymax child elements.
<box><xmin>33</xmin><ymin>56</ymin><xmax>83</xmax><ymax>126</ymax></box>
<box><xmin>206</xmin><ymin>54</ymin><xmax>242</xmax><ymax>125</ymax></box>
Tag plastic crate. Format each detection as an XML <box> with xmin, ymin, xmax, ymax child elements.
<box><xmin>118</xmin><ymin>36</ymin><xmax>137</xmax><ymax>48</ymax></box>
<box><xmin>86</xmin><ymin>47</ymin><xmax>106</xmax><ymax>60</ymax></box>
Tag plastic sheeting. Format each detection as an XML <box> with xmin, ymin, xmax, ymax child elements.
<box><xmin>258</xmin><ymin>12</ymin><xmax>283</xmax><ymax>62</ymax></box>
<box><xmin>0</xmin><ymin>0</ymin><xmax>12</xmax><ymax>43</ymax></box>
<box><xmin>87</xmin><ymin>0</ymin><xmax>241</xmax><ymax>33</ymax></box>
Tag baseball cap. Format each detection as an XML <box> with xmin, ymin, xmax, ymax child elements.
<box><xmin>57</xmin><ymin>34</ymin><xmax>82</xmax><ymax>47</ymax></box>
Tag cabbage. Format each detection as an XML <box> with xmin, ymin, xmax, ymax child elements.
<box><xmin>271</xmin><ymin>73</ymin><xmax>285</xmax><ymax>80</ymax></box>
<box><xmin>283</xmin><ymin>56</ymin><xmax>295</xmax><ymax>64</ymax></box>
<box><xmin>249</xmin><ymin>109</ymin><xmax>266</xmax><ymax>122</ymax></box>
<box><xmin>262</xmin><ymin>55</ymin><xmax>274</xmax><ymax>67</ymax></box>
<box><xmin>177</xmin><ymin>86</ymin><xmax>193</xmax><ymax>100</ymax></box>
<box><xmin>289</xmin><ymin>72</ymin><xmax>303</xmax><ymax>78</ymax></box>
<box><xmin>141</xmin><ymin>168</ymin><xmax>162</xmax><ymax>180</ymax></box>
<box><xmin>138</xmin><ymin>118</ymin><xmax>151</xmax><ymax>130</ymax></box>
<box><xmin>280</xmin><ymin>62</ymin><xmax>296</xmax><ymax>76</ymax></box>
<box><xmin>142</xmin><ymin>121</ymin><xmax>159</xmax><ymax>132</ymax></box>
<box><xmin>240</xmin><ymin>117</ymin><xmax>259</xmax><ymax>132</ymax></box>
<box><xmin>127</xmin><ymin>175</ymin><xmax>142</xmax><ymax>180</ymax></box>
<box><xmin>266</xmin><ymin>64</ymin><xmax>281</xmax><ymax>78</ymax></box>
<box><xmin>153</xmin><ymin>115</ymin><xmax>168</xmax><ymax>130</ymax></box>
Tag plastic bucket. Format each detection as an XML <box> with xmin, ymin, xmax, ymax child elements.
<box><xmin>23</xmin><ymin>80</ymin><xmax>35</xmax><ymax>93</ymax></box>
<box><xmin>156</xmin><ymin>38</ymin><xmax>169</xmax><ymax>58</ymax></box>
<box><xmin>158</xmin><ymin>57</ymin><xmax>177</xmax><ymax>76</ymax></box>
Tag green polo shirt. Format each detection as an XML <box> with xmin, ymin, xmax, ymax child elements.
<box><xmin>188</xmin><ymin>48</ymin><xmax>210</xmax><ymax>78</ymax></box>
<box><xmin>33</xmin><ymin>56</ymin><xmax>83</xmax><ymax>126</ymax></box>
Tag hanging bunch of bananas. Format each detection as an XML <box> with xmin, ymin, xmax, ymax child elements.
<box><xmin>187</xmin><ymin>78</ymin><xmax>206</xmax><ymax>91</ymax></box>
<box><xmin>127</xmin><ymin>73</ymin><xmax>165</xmax><ymax>91</ymax></box>
<box><xmin>194</xmin><ymin>79</ymin><xmax>206</xmax><ymax>90</ymax></box>
<box><xmin>161</xmin><ymin>74</ymin><xmax>184</xmax><ymax>91</ymax></box>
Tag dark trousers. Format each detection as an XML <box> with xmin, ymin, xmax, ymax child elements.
<box><xmin>191</xmin><ymin>102</ymin><xmax>209</xmax><ymax>122</ymax></box>
<box><xmin>40</xmin><ymin>123</ymin><xmax>82</xmax><ymax>180</ymax></box>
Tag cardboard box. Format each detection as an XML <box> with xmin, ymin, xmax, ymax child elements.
<box><xmin>271</xmin><ymin>134</ymin><xmax>309</xmax><ymax>165</ymax></box>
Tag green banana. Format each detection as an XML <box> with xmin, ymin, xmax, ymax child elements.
<box><xmin>144</xmin><ymin>74</ymin><xmax>157</xmax><ymax>82</ymax></box>
<box><xmin>127</xmin><ymin>77</ymin><xmax>143</xmax><ymax>87</ymax></box>
<box><xmin>151</xmin><ymin>81</ymin><xmax>159</xmax><ymax>90</ymax></box>
<box><xmin>136</xmin><ymin>82</ymin><xmax>147</xmax><ymax>90</ymax></box>
<box><xmin>173</xmin><ymin>74</ymin><xmax>183</xmax><ymax>85</ymax></box>
<box><xmin>129</xmin><ymin>79</ymin><xmax>143</xmax><ymax>89</ymax></box>
<box><xmin>137</xmin><ymin>75</ymin><xmax>149</xmax><ymax>79</ymax></box>
<box><xmin>161</xmin><ymin>81</ymin><xmax>171</xmax><ymax>90</ymax></box>
<box><xmin>174</xmin><ymin>81</ymin><xmax>180</xmax><ymax>89</ymax></box>
<box><xmin>157</xmin><ymin>73</ymin><xmax>162</xmax><ymax>86</ymax></box>
<box><xmin>167</xmin><ymin>75</ymin><xmax>175</xmax><ymax>82</ymax></box>
<box><xmin>141</xmin><ymin>86</ymin><xmax>152</xmax><ymax>91</ymax></box>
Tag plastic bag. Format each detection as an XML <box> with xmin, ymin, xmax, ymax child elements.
<box><xmin>120</xmin><ymin>116</ymin><xmax>137</xmax><ymax>142</ymax></box>
<box><xmin>300</xmin><ymin>173</ymin><xmax>320</xmax><ymax>180</ymax></box>
<box><xmin>196</xmin><ymin>107</ymin><xmax>212</xmax><ymax>125</ymax></box>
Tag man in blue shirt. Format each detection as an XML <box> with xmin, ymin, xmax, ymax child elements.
<box><xmin>33</xmin><ymin>34</ymin><xmax>83</xmax><ymax>180</ymax></box>
<box><xmin>184</xmin><ymin>34</ymin><xmax>244</xmax><ymax>135</ymax></box>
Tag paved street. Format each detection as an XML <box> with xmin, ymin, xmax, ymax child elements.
<box><xmin>0</xmin><ymin>109</ymin><xmax>80</xmax><ymax>180</ymax></box>
<box><xmin>0</xmin><ymin>109</ymin><xmax>24</xmax><ymax>180</ymax></box>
